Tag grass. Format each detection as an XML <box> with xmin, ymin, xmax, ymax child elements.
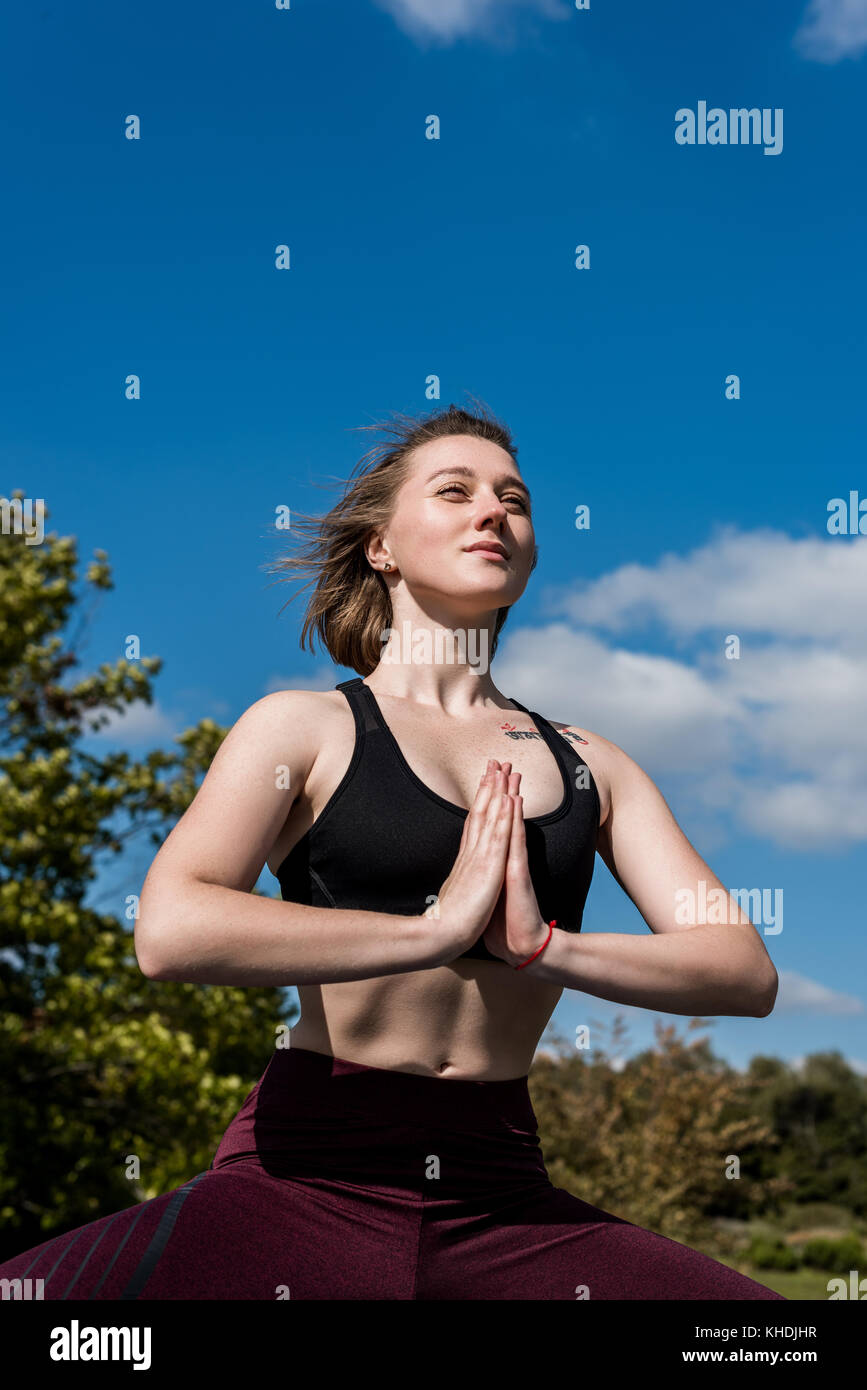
<box><xmin>714</xmin><ymin>1257</ymin><xmax>840</xmax><ymax>1301</ymax></box>
<box><xmin>707</xmin><ymin>1209</ymin><xmax>866</xmax><ymax>1300</ymax></box>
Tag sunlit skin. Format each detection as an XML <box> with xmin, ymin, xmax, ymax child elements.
<box><xmin>359</xmin><ymin>433</ymin><xmax>779</xmax><ymax>1011</ymax></box>
<box><xmin>137</xmin><ymin>432</ymin><xmax>780</xmax><ymax>1081</ymax></box>
<box><xmin>364</xmin><ymin>434</ymin><xmax>553</xmax><ymax>966</ymax></box>
<box><xmin>364</xmin><ymin>434</ymin><xmax>538</xmax><ymax>689</ymax></box>
<box><xmin>480</xmin><ymin>766</ymin><xmax>551</xmax><ymax>968</ymax></box>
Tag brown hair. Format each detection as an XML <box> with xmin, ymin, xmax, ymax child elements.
<box><xmin>265</xmin><ymin>399</ymin><xmax>537</xmax><ymax>677</ymax></box>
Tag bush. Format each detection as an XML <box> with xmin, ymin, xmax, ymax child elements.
<box><xmin>746</xmin><ymin>1237</ymin><xmax>800</xmax><ymax>1270</ymax></box>
<box><xmin>779</xmin><ymin>1202</ymin><xmax>852</xmax><ymax>1232</ymax></box>
<box><xmin>801</xmin><ymin>1236</ymin><xmax>864</xmax><ymax>1273</ymax></box>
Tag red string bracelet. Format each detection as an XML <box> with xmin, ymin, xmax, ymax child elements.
<box><xmin>514</xmin><ymin>920</ymin><xmax>556</xmax><ymax>970</ymax></box>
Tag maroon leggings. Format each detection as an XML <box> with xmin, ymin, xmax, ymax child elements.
<box><xmin>0</xmin><ymin>1045</ymin><xmax>785</xmax><ymax>1300</ymax></box>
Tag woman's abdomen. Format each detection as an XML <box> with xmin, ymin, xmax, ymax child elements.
<box><xmin>291</xmin><ymin>963</ymin><xmax>563</xmax><ymax>1080</ymax></box>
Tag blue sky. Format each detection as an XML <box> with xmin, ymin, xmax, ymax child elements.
<box><xmin>3</xmin><ymin>0</ymin><xmax>866</xmax><ymax>1074</ymax></box>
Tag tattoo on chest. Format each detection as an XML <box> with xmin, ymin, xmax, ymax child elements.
<box><xmin>500</xmin><ymin>722</ymin><xmax>589</xmax><ymax>745</ymax></box>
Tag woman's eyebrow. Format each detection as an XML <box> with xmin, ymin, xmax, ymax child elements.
<box><xmin>424</xmin><ymin>465</ymin><xmax>532</xmax><ymax>502</ymax></box>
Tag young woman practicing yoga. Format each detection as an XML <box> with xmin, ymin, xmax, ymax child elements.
<box><xmin>0</xmin><ymin>404</ymin><xmax>785</xmax><ymax>1300</ymax></box>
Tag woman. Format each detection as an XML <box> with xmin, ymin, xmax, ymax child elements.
<box><xmin>0</xmin><ymin>403</ymin><xmax>785</xmax><ymax>1300</ymax></box>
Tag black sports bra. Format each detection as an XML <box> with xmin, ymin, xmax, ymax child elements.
<box><xmin>275</xmin><ymin>677</ymin><xmax>601</xmax><ymax>965</ymax></box>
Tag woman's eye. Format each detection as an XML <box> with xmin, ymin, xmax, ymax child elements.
<box><xmin>437</xmin><ymin>485</ymin><xmax>527</xmax><ymax>511</ymax></box>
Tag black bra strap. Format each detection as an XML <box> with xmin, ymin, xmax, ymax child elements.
<box><xmin>508</xmin><ymin>695</ymin><xmax>574</xmax><ymax>800</ymax></box>
<box><xmin>335</xmin><ymin>677</ymin><xmax>378</xmax><ymax>735</ymax></box>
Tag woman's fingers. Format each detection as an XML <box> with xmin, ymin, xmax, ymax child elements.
<box><xmin>461</xmin><ymin>766</ymin><xmax>497</xmax><ymax>857</ymax></box>
<box><xmin>493</xmin><ymin>771</ymin><xmax>528</xmax><ymax>884</ymax></box>
<box><xmin>462</xmin><ymin>760</ymin><xmax>498</xmax><ymax>847</ymax></box>
<box><xmin>462</xmin><ymin>761</ymin><xmax>523</xmax><ymax>855</ymax></box>
<box><xmin>507</xmin><ymin>791</ymin><xmax>527</xmax><ymax>871</ymax></box>
<box><xmin>481</xmin><ymin>772</ymin><xmax>514</xmax><ymax>850</ymax></box>
<box><xmin>435</xmin><ymin>763</ymin><xmax>529</xmax><ymax>949</ymax></box>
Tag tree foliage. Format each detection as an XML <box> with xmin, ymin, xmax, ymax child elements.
<box><xmin>0</xmin><ymin>495</ymin><xmax>295</xmax><ymax>1258</ymax></box>
<box><xmin>530</xmin><ymin>1016</ymin><xmax>866</xmax><ymax>1253</ymax></box>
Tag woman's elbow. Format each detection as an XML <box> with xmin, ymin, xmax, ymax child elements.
<box><xmin>135</xmin><ymin>939</ymin><xmax>167</xmax><ymax>980</ymax></box>
<box><xmin>754</xmin><ymin>967</ymin><xmax>779</xmax><ymax>1017</ymax></box>
<box><xmin>134</xmin><ymin>914</ymin><xmax>176</xmax><ymax>980</ymax></box>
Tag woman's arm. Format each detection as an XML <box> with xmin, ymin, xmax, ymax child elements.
<box><xmin>134</xmin><ymin>691</ymin><xmax>437</xmax><ymax>985</ymax></box>
<box><xmin>523</xmin><ymin>737</ymin><xmax>779</xmax><ymax>1017</ymax></box>
<box><xmin>141</xmin><ymin>881</ymin><xmax>434</xmax><ymax>986</ymax></box>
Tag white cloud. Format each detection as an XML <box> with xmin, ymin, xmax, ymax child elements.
<box><xmin>83</xmin><ymin>671</ymin><xmax>340</xmax><ymax>750</ymax></box>
<box><xmin>549</xmin><ymin>971</ymin><xmax>864</xmax><ymax>1022</ymax></box>
<box><xmin>85</xmin><ymin>699</ymin><xmax>181</xmax><ymax>744</ymax></box>
<box><xmin>264</xmin><ymin>666</ymin><xmax>342</xmax><ymax>694</ymax></box>
<box><xmin>372</xmin><ymin>0</ymin><xmax>568</xmax><ymax>45</ymax></box>
<box><xmin>495</xmin><ymin>622</ymin><xmax>739</xmax><ymax>772</ymax></box>
<box><xmin>541</xmin><ymin>524</ymin><xmax>867</xmax><ymax>645</ymax></box>
<box><xmin>794</xmin><ymin>0</ymin><xmax>867</xmax><ymax>62</ymax></box>
<box><xmin>774</xmin><ymin>970</ymin><xmax>864</xmax><ymax>1015</ymax></box>
<box><xmin>495</xmin><ymin>527</ymin><xmax>867</xmax><ymax>850</ymax></box>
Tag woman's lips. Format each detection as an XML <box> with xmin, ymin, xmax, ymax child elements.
<box><xmin>464</xmin><ymin>547</ymin><xmax>509</xmax><ymax>562</ymax></box>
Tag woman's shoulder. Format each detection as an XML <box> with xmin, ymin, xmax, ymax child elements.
<box><xmin>543</xmin><ymin>715</ymin><xmax>623</xmax><ymax>830</ymax></box>
<box><xmin>544</xmin><ymin>717</ymin><xmax>670</xmax><ymax>835</ymax></box>
<box><xmin>228</xmin><ymin>687</ymin><xmax>350</xmax><ymax>764</ymax></box>
<box><xmin>243</xmin><ymin>685</ymin><xmax>348</xmax><ymax>716</ymax></box>
<box><xmin>234</xmin><ymin>686</ymin><xmax>340</xmax><ymax>722</ymax></box>
<box><xmin>544</xmin><ymin>711</ymin><xmax>611</xmax><ymax>752</ymax></box>
<box><xmin>545</xmin><ymin>716</ymin><xmax>648</xmax><ymax>780</ymax></box>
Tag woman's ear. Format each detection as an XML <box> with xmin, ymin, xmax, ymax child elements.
<box><xmin>363</xmin><ymin>529</ymin><xmax>384</xmax><ymax>570</ymax></box>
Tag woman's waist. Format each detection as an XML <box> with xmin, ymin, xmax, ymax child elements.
<box><xmin>213</xmin><ymin>1039</ymin><xmax>544</xmax><ymax>1147</ymax></box>
<box><xmin>293</xmin><ymin>967</ymin><xmax>561</xmax><ymax>1080</ymax></box>
<box><xmin>285</xmin><ymin>1024</ymin><xmax>534</xmax><ymax>1085</ymax></box>
<box><xmin>210</xmin><ymin>1042</ymin><xmax>550</xmax><ymax>1196</ymax></box>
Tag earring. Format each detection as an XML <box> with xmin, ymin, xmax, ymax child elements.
<box><xmin>383</xmin><ymin>563</ymin><xmax>392</xmax><ymax>571</ymax></box>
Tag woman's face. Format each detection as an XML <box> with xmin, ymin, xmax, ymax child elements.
<box><xmin>370</xmin><ymin>435</ymin><xmax>537</xmax><ymax>617</ymax></box>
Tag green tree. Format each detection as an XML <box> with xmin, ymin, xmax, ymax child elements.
<box><xmin>529</xmin><ymin>1016</ymin><xmax>792</xmax><ymax>1252</ymax></box>
<box><xmin>0</xmin><ymin>494</ymin><xmax>295</xmax><ymax>1259</ymax></box>
<box><xmin>747</xmin><ymin>1051</ymin><xmax>867</xmax><ymax>1213</ymax></box>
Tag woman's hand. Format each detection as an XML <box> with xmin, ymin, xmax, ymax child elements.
<box><xmin>426</xmin><ymin>762</ymin><xmax>516</xmax><ymax>964</ymax></box>
<box><xmin>481</xmin><ymin>763</ymin><xmax>551</xmax><ymax>968</ymax></box>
